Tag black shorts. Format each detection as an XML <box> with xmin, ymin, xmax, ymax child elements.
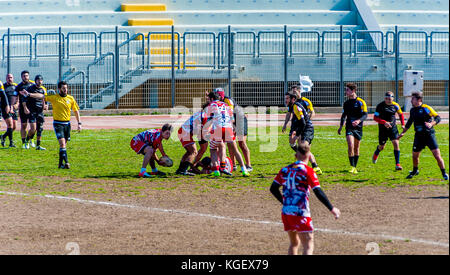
<box><xmin>1</xmin><ymin>108</ymin><xmax>11</xmax><ymax>119</ymax></box>
<box><xmin>28</xmin><ymin>112</ymin><xmax>45</xmax><ymax>123</ymax></box>
<box><xmin>413</xmin><ymin>132</ymin><xmax>439</xmax><ymax>152</ymax></box>
<box><xmin>346</xmin><ymin>127</ymin><xmax>363</xmax><ymax>141</ymax></box>
<box><xmin>53</xmin><ymin>122</ymin><xmax>71</xmax><ymax>142</ymax></box>
<box><xmin>300</xmin><ymin>126</ymin><xmax>314</xmax><ymax>144</ymax></box>
<box><xmin>11</xmin><ymin>110</ymin><xmax>18</xmax><ymax>121</ymax></box>
<box><xmin>378</xmin><ymin>126</ymin><xmax>399</xmax><ymax>145</ymax></box>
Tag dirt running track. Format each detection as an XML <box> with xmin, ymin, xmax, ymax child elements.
<box><xmin>0</xmin><ymin>113</ymin><xmax>448</xmax><ymax>255</ymax></box>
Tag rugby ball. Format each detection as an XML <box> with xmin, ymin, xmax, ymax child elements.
<box><xmin>159</xmin><ymin>156</ymin><xmax>173</xmax><ymax>167</ymax></box>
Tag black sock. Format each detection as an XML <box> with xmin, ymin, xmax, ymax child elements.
<box><xmin>394</xmin><ymin>150</ymin><xmax>400</xmax><ymax>164</ymax></box>
<box><xmin>412</xmin><ymin>166</ymin><xmax>418</xmax><ymax>173</ymax></box>
<box><xmin>7</xmin><ymin>128</ymin><xmax>13</xmax><ymax>141</ymax></box>
<box><xmin>22</xmin><ymin>138</ymin><xmax>26</xmax><ymax>143</ymax></box>
<box><xmin>59</xmin><ymin>149</ymin><xmax>64</xmax><ymax>166</ymax></box>
<box><xmin>311</xmin><ymin>162</ymin><xmax>318</xmax><ymax>168</ymax></box>
<box><xmin>60</xmin><ymin>148</ymin><xmax>68</xmax><ymax>165</ymax></box>
<box><xmin>441</xmin><ymin>169</ymin><xmax>447</xmax><ymax>175</ymax></box>
<box><xmin>354</xmin><ymin>155</ymin><xmax>359</xmax><ymax>167</ymax></box>
<box><xmin>349</xmin><ymin>156</ymin><xmax>355</xmax><ymax>167</ymax></box>
<box><xmin>36</xmin><ymin>140</ymin><xmax>41</xmax><ymax>146</ymax></box>
<box><xmin>374</xmin><ymin>148</ymin><xmax>381</xmax><ymax>156</ymax></box>
<box><xmin>178</xmin><ymin>161</ymin><xmax>187</xmax><ymax>172</ymax></box>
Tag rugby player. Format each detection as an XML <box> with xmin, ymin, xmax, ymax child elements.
<box><xmin>338</xmin><ymin>83</ymin><xmax>368</xmax><ymax>174</ymax></box>
<box><xmin>283</xmin><ymin>85</ymin><xmax>322</xmax><ymax>174</ymax></box>
<box><xmin>0</xmin><ymin>80</ymin><xmax>11</xmax><ymax>144</ymax></box>
<box><xmin>175</xmin><ymin>108</ymin><xmax>208</xmax><ymax>176</ymax></box>
<box><xmin>372</xmin><ymin>91</ymin><xmax>405</xmax><ymax>170</ymax></box>
<box><xmin>1</xmin><ymin>74</ymin><xmax>18</xmax><ymax>147</ymax></box>
<box><xmin>16</xmin><ymin>70</ymin><xmax>35</xmax><ymax>149</ymax></box>
<box><xmin>398</xmin><ymin>92</ymin><xmax>448</xmax><ymax>180</ymax></box>
<box><xmin>130</xmin><ymin>124</ymin><xmax>173</xmax><ymax>178</ymax></box>
<box><xmin>20</xmin><ymin>81</ymin><xmax>81</xmax><ymax>169</ymax></box>
<box><xmin>270</xmin><ymin>141</ymin><xmax>340</xmax><ymax>255</ymax></box>
<box><xmin>22</xmin><ymin>75</ymin><xmax>47</xmax><ymax>150</ymax></box>
<box><xmin>214</xmin><ymin>88</ymin><xmax>253</xmax><ymax>172</ymax></box>
<box><xmin>203</xmin><ymin>91</ymin><xmax>249</xmax><ymax>177</ymax></box>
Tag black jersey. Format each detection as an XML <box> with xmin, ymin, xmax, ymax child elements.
<box><xmin>4</xmin><ymin>82</ymin><xmax>18</xmax><ymax>106</ymax></box>
<box><xmin>405</xmin><ymin>104</ymin><xmax>441</xmax><ymax>135</ymax></box>
<box><xmin>340</xmin><ymin>97</ymin><xmax>368</xmax><ymax>129</ymax></box>
<box><xmin>0</xmin><ymin>81</ymin><xmax>9</xmax><ymax>109</ymax></box>
<box><xmin>291</xmin><ymin>101</ymin><xmax>312</xmax><ymax>133</ymax></box>
<box><xmin>374</xmin><ymin>101</ymin><xmax>404</xmax><ymax>128</ymax></box>
<box><xmin>25</xmin><ymin>84</ymin><xmax>47</xmax><ymax>113</ymax></box>
<box><xmin>16</xmin><ymin>80</ymin><xmax>35</xmax><ymax>112</ymax></box>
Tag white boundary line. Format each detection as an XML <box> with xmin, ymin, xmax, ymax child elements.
<box><xmin>1</xmin><ymin>190</ymin><xmax>448</xmax><ymax>249</ymax></box>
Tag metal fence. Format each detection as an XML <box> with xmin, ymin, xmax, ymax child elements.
<box><xmin>0</xmin><ymin>26</ymin><xmax>448</xmax><ymax>109</ymax></box>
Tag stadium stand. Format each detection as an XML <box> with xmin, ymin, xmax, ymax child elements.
<box><xmin>0</xmin><ymin>0</ymin><xmax>448</xmax><ymax>109</ymax></box>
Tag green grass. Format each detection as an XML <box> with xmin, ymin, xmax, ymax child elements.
<box><xmin>0</xmin><ymin>125</ymin><xmax>448</xmax><ymax>189</ymax></box>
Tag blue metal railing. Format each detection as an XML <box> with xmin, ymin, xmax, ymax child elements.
<box><xmin>147</xmin><ymin>31</ymin><xmax>181</xmax><ymax>69</ymax></box>
<box><xmin>2</xmin><ymin>33</ymin><xmax>33</xmax><ymax>60</ymax></box>
<box><xmin>67</xmin><ymin>31</ymin><xmax>98</xmax><ymax>58</ymax></box>
<box><xmin>354</xmin><ymin>30</ymin><xmax>384</xmax><ymax>57</ymax></box>
<box><xmin>289</xmin><ymin>31</ymin><xmax>320</xmax><ymax>57</ymax></box>
<box><xmin>430</xmin><ymin>31</ymin><xmax>449</xmax><ymax>56</ymax></box>
<box><xmin>183</xmin><ymin>32</ymin><xmax>216</xmax><ymax>68</ymax></box>
<box><xmin>34</xmin><ymin>32</ymin><xmax>65</xmax><ymax>58</ymax></box>
<box><xmin>398</xmin><ymin>31</ymin><xmax>428</xmax><ymax>56</ymax></box>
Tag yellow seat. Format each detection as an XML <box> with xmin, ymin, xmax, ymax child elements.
<box><xmin>145</xmin><ymin>48</ymin><xmax>188</xmax><ymax>55</ymax></box>
<box><xmin>128</xmin><ymin>18</ymin><xmax>174</xmax><ymax>26</ymax></box>
<box><xmin>121</xmin><ymin>4</ymin><xmax>166</xmax><ymax>12</ymax></box>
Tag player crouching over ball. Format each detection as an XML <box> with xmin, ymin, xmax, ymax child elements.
<box><xmin>270</xmin><ymin>141</ymin><xmax>340</xmax><ymax>255</ymax></box>
<box><xmin>130</xmin><ymin>124</ymin><xmax>173</xmax><ymax>178</ymax></box>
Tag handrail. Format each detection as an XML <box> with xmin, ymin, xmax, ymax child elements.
<box><xmin>34</xmin><ymin>32</ymin><xmax>65</xmax><ymax>58</ymax></box>
<box><xmin>67</xmin><ymin>31</ymin><xmax>98</xmax><ymax>58</ymax></box>
<box><xmin>321</xmin><ymin>30</ymin><xmax>352</xmax><ymax>56</ymax></box>
<box><xmin>257</xmin><ymin>30</ymin><xmax>284</xmax><ymax>57</ymax></box>
<box><xmin>99</xmin><ymin>30</ymin><xmax>130</xmax><ymax>57</ymax></box>
<box><xmin>63</xmin><ymin>70</ymin><xmax>87</xmax><ymax>109</ymax></box>
<box><xmin>1</xmin><ymin>33</ymin><xmax>32</xmax><ymax>60</ymax></box>
<box><xmin>430</xmin><ymin>31</ymin><xmax>449</xmax><ymax>56</ymax></box>
<box><xmin>147</xmin><ymin>31</ymin><xmax>181</xmax><ymax>69</ymax></box>
<box><xmin>397</xmin><ymin>31</ymin><xmax>428</xmax><ymax>56</ymax></box>
<box><xmin>86</xmin><ymin>52</ymin><xmax>115</xmax><ymax>103</ymax></box>
<box><xmin>354</xmin><ymin>30</ymin><xmax>384</xmax><ymax>57</ymax></box>
<box><xmin>183</xmin><ymin>31</ymin><xmax>216</xmax><ymax>69</ymax></box>
<box><xmin>289</xmin><ymin>31</ymin><xmax>320</xmax><ymax>57</ymax></box>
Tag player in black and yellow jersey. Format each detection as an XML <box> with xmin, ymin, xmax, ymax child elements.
<box><xmin>23</xmin><ymin>75</ymin><xmax>47</xmax><ymax>150</ymax></box>
<box><xmin>0</xmin><ymin>80</ymin><xmax>11</xmax><ymax>143</ymax></box>
<box><xmin>372</xmin><ymin>91</ymin><xmax>406</xmax><ymax>170</ymax></box>
<box><xmin>338</xmin><ymin>83</ymin><xmax>368</xmax><ymax>174</ymax></box>
<box><xmin>1</xmin><ymin>74</ymin><xmax>18</xmax><ymax>147</ymax></box>
<box><xmin>20</xmin><ymin>81</ymin><xmax>82</xmax><ymax>169</ymax></box>
<box><xmin>398</xmin><ymin>92</ymin><xmax>448</xmax><ymax>180</ymax></box>
<box><xmin>16</xmin><ymin>70</ymin><xmax>36</xmax><ymax>149</ymax></box>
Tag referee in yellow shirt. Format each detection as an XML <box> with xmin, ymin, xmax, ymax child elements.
<box><xmin>19</xmin><ymin>81</ymin><xmax>81</xmax><ymax>169</ymax></box>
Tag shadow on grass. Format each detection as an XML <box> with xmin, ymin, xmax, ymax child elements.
<box><xmin>340</xmin><ymin>178</ymin><xmax>370</xmax><ymax>183</ymax></box>
<box><xmin>86</xmin><ymin>172</ymin><xmax>168</xmax><ymax>179</ymax></box>
<box><xmin>409</xmin><ymin>196</ymin><xmax>449</xmax><ymax>200</ymax></box>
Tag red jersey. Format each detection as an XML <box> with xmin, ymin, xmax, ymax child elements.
<box><xmin>133</xmin><ymin>129</ymin><xmax>163</xmax><ymax>149</ymax></box>
<box><xmin>273</xmin><ymin>161</ymin><xmax>320</xmax><ymax>217</ymax></box>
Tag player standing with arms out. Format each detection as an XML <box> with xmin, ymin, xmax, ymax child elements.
<box><xmin>22</xmin><ymin>75</ymin><xmax>47</xmax><ymax>150</ymax></box>
<box><xmin>372</xmin><ymin>91</ymin><xmax>405</xmax><ymax>170</ymax></box>
<box><xmin>398</xmin><ymin>92</ymin><xmax>448</xmax><ymax>180</ymax></box>
<box><xmin>176</xmin><ymin>108</ymin><xmax>208</xmax><ymax>176</ymax></box>
<box><xmin>16</xmin><ymin>70</ymin><xmax>35</xmax><ymax>149</ymax></box>
<box><xmin>130</xmin><ymin>124</ymin><xmax>173</xmax><ymax>178</ymax></box>
<box><xmin>203</xmin><ymin>91</ymin><xmax>249</xmax><ymax>177</ymax></box>
<box><xmin>214</xmin><ymin>88</ymin><xmax>253</xmax><ymax>172</ymax></box>
<box><xmin>20</xmin><ymin>81</ymin><xmax>81</xmax><ymax>169</ymax></box>
<box><xmin>338</xmin><ymin>83</ymin><xmax>368</xmax><ymax>174</ymax></box>
<box><xmin>1</xmin><ymin>74</ymin><xmax>19</xmax><ymax>147</ymax></box>
<box><xmin>283</xmin><ymin>85</ymin><xmax>322</xmax><ymax>175</ymax></box>
<box><xmin>270</xmin><ymin>142</ymin><xmax>340</xmax><ymax>255</ymax></box>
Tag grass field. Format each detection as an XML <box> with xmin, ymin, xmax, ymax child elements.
<box><xmin>0</xmin><ymin>124</ymin><xmax>448</xmax><ymax>191</ymax></box>
<box><xmin>0</xmin><ymin>123</ymin><xmax>448</xmax><ymax>255</ymax></box>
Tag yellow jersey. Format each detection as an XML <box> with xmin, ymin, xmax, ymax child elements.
<box><xmin>45</xmin><ymin>93</ymin><xmax>79</xmax><ymax>122</ymax></box>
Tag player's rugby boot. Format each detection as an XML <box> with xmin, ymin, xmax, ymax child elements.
<box><xmin>372</xmin><ymin>153</ymin><xmax>379</xmax><ymax>164</ymax></box>
<box><xmin>406</xmin><ymin>170</ymin><xmax>419</xmax><ymax>179</ymax></box>
<box><xmin>151</xmin><ymin>170</ymin><xmax>166</xmax><ymax>176</ymax></box>
<box><xmin>395</xmin><ymin>164</ymin><xmax>403</xmax><ymax>171</ymax></box>
<box><xmin>443</xmin><ymin>173</ymin><xmax>449</xmax><ymax>181</ymax></box>
<box><xmin>139</xmin><ymin>171</ymin><xmax>153</xmax><ymax>178</ymax></box>
<box><xmin>0</xmin><ymin>135</ymin><xmax>5</xmax><ymax>147</ymax></box>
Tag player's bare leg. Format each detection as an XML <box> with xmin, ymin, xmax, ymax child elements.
<box><xmin>238</xmin><ymin>136</ymin><xmax>252</xmax><ymax>170</ymax></box>
<box><xmin>227</xmin><ymin>141</ymin><xmax>249</xmax><ymax>176</ymax></box>
<box><xmin>287</xmin><ymin>231</ymin><xmax>301</xmax><ymax>255</ymax></box>
<box><xmin>138</xmin><ymin>147</ymin><xmax>154</xmax><ymax>178</ymax></box>
<box><xmin>299</xmin><ymin>232</ymin><xmax>314</xmax><ymax>255</ymax></box>
<box><xmin>176</xmin><ymin>143</ymin><xmax>197</xmax><ymax>175</ymax></box>
<box><xmin>431</xmin><ymin>148</ymin><xmax>448</xmax><ymax>180</ymax></box>
<box><xmin>21</xmin><ymin>122</ymin><xmax>28</xmax><ymax>148</ymax></box>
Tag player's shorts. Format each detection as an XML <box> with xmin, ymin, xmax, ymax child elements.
<box><xmin>413</xmin><ymin>132</ymin><xmax>439</xmax><ymax>152</ymax></box>
<box><xmin>300</xmin><ymin>126</ymin><xmax>314</xmax><ymax>144</ymax></box>
<box><xmin>130</xmin><ymin>138</ymin><xmax>149</xmax><ymax>155</ymax></box>
<box><xmin>1</xmin><ymin>107</ymin><xmax>11</xmax><ymax>119</ymax></box>
<box><xmin>234</xmin><ymin>114</ymin><xmax>248</xmax><ymax>138</ymax></box>
<box><xmin>345</xmin><ymin>127</ymin><xmax>363</xmax><ymax>141</ymax></box>
<box><xmin>178</xmin><ymin>127</ymin><xmax>195</xmax><ymax>148</ymax></box>
<box><xmin>378</xmin><ymin>125</ymin><xmax>399</xmax><ymax>145</ymax></box>
<box><xmin>282</xmin><ymin>214</ymin><xmax>314</xmax><ymax>233</ymax></box>
<box><xmin>11</xmin><ymin>110</ymin><xmax>18</xmax><ymax>121</ymax></box>
<box><xmin>53</xmin><ymin>121</ymin><xmax>71</xmax><ymax>142</ymax></box>
<box><xmin>19</xmin><ymin>109</ymin><xmax>27</xmax><ymax>124</ymax></box>
<box><xmin>210</xmin><ymin>127</ymin><xmax>235</xmax><ymax>143</ymax></box>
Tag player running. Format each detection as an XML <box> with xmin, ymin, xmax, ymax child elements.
<box><xmin>372</xmin><ymin>91</ymin><xmax>405</xmax><ymax>170</ymax></box>
<box><xmin>22</xmin><ymin>75</ymin><xmax>47</xmax><ymax>150</ymax></box>
<box><xmin>1</xmin><ymin>74</ymin><xmax>18</xmax><ymax>148</ymax></box>
<box><xmin>175</xmin><ymin>108</ymin><xmax>208</xmax><ymax>176</ymax></box>
<box><xmin>203</xmin><ymin>91</ymin><xmax>249</xmax><ymax>177</ymax></box>
<box><xmin>130</xmin><ymin>124</ymin><xmax>173</xmax><ymax>178</ymax></box>
<box><xmin>214</xmin><ymin>88</ymin><xmax>253</xmax><ymax>172</ymax></box>
<box><xmin>283</xmin><ymin>85</ymin><xmax>322</xmax><ymax>175</ymax></box>
<box><xmin>398</xmin><ymin>92</ymin><xmax>448</xmax><ymax>180</ymax></box>
<box><xmin>338</xmin><ymin>83</ymin><xmax>368</xmax><ymax>174</ymax></box>
<box><xmin>270</xmin><ymin>141</ymin><xmax>340</xmax><ymax>255</ymax></box>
